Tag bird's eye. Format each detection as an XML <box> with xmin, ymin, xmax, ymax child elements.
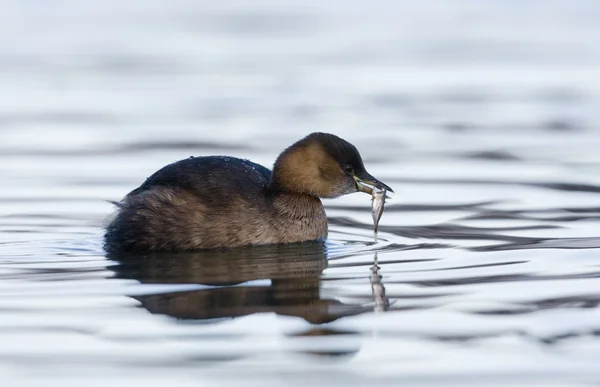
<box><xmin>343</xmin><ymin>164</ymin><xmax>354</xmax><ymax>174</ymax></box>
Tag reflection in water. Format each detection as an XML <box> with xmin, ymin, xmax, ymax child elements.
<box><xmin>370</xmin><ymin>254</ymin><xmax>390</xmax><ymax>313</ymax></box>
<box><xmin>108</xmin><ymin>241</ymin><xmax>372</xmax><ymax>325</ymax></box>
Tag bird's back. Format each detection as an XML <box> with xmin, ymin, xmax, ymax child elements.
<box><xmin>105</xmin><ymin>156</ymin><xmax>281</xmax><ymax>251</ymax></box>
<box><xmin>133</xmin><ymin>156</ymin><xmax>272</xmax><ymax>200</ymax></box>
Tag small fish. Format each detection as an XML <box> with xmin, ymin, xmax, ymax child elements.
<box><xmin>371</xmin><ymin>187</ymin><xmax>386</xmax><ymax>242</ymax></box>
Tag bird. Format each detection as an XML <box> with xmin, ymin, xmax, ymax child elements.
<box><xmin>104</xmin><ymin>132</ymin><xmax>392</xmax><ymax>251</ymax></box>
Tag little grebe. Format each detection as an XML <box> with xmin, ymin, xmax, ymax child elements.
<box><xmin>104</xmin><ymin>132</ymin><xmax>392</xmax><ymax>251</ymax></box>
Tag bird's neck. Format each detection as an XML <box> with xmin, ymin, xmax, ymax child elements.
<box><xmin>268</xmin><ymin>189</ymin><xmax>329</xmax><ymax>243</ymax></box>
<box><xmin>270</xmin><ymin>191</ymin><xmax>324</xmax><ymax>219</ymax></box>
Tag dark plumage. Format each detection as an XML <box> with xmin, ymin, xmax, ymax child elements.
<box><xmin>104</xmin><ymin>132</ymin><xmax>392</xmax><ymax>251</ymax></box>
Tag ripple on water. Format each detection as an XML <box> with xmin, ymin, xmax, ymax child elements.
<box><xmin>3</xmin><ymin>0</ymin><xmax>600</xmax><ymax>385</ymax></box>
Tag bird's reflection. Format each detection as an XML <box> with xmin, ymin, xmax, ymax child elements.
<box><xmin>108</xmin><ymin>241</ymin><xmax>373</xmax><ymax>325</ymax></box>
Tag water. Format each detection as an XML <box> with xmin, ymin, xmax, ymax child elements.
<box><xmin>2</xmin><ymin>1</ymin><xmax>600</xmax><ymax>386</ymax></box>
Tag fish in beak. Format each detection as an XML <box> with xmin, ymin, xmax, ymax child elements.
<box><xmin>353</xmin><ymin>172</ymin><xmax>393</xmax><ymax>195</ymax></box>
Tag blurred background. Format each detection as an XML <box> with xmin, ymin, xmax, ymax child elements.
<box><xmin>2</xmin><ymin>1</ymin><xmax>600</xmax><ymax>386</ymax></box>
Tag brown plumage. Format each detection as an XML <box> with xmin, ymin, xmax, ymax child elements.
<box><xmin>104</xmin><ymin>132</ymin><xmax>392</xmax><ymax>252</ymax></box>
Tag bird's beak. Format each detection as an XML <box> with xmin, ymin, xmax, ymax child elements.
<box><xmin>353</xmin><ymin>172</ymin><xmax>394</xmax><ymax>195</ymax></box>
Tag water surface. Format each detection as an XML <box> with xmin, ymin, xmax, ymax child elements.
<box><xmin>2</xmin><ymin>1</ymin><xmax>600</xmax><ymax>386</ymax></box>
